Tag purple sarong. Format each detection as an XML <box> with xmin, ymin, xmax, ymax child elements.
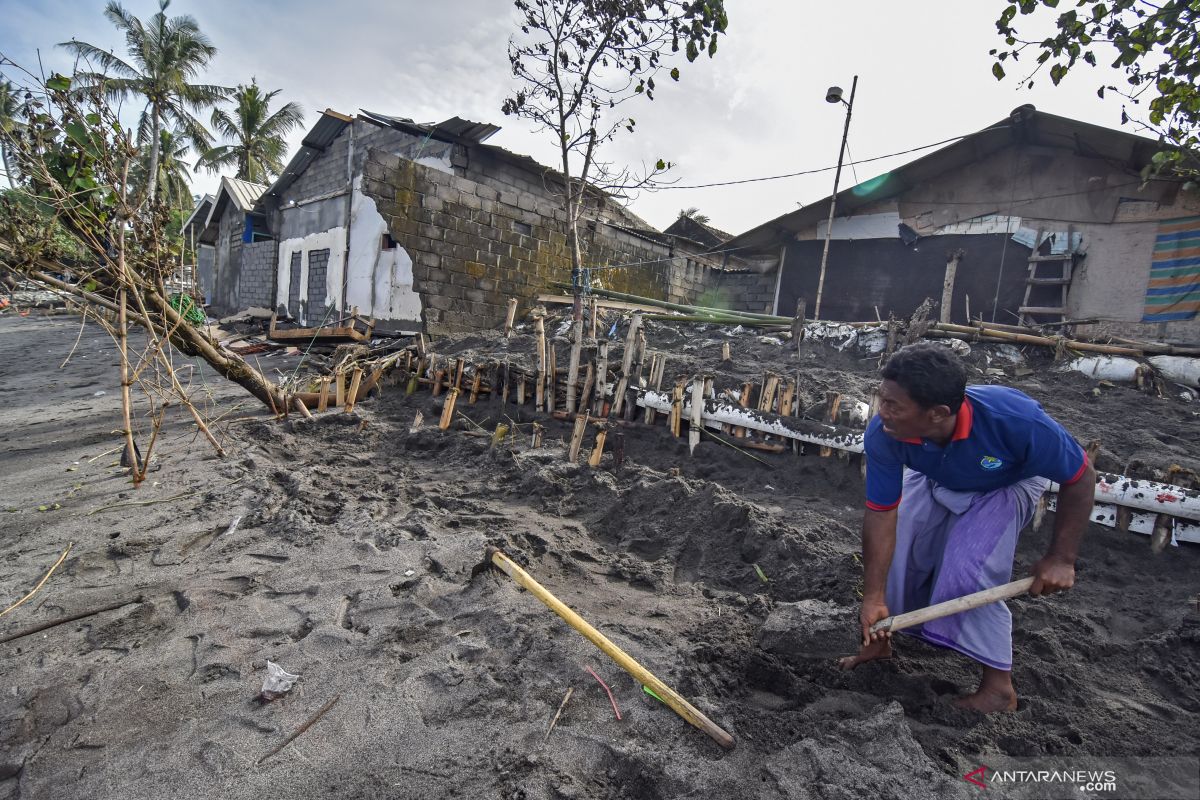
<box><xmin>885</xmin><ymin>470</ymin><xmax>1048</xmax><ymax>671</ymax></box>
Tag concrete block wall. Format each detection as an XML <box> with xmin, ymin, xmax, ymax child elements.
<box><xmin>209</xmin><ymin>207</ymin><xmax>244</xmax><ymax>316</ymax></box>
<box><xmin>361</xmin><ymin>147</ymin><xmax>679</xmax><ymax>336</ymax></box>
<box><xmin>240</xmin><ymin>239</ymin><xmax>276</xmax><ymax>308</ymax></box>
<box><xmin>283</xmin><ymin>120</ymin><xmax>455</xmax><ymax>207</ymax></box>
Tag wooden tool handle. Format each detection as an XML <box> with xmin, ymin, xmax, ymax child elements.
<box><xmin>870</xmin><ymin>577</ymin><xmax>1036</xmax><ymax>635</ymax></box>
<box><xmin>487</xmin><ymin>547</ymin><xmax>735</xmax><ymax>750</ymax></box>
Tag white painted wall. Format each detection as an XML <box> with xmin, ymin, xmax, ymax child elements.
<box><xmin>275</xmin><ymin>178</ymin><xmax>425</xmax><ymax>326</ymax></box>
<box><xmin>276</xmin><ymin>227</ymin><xmax>346</xmax><ymax>326</ymax></box>
<box><xmin>344</xmin><ymin>176</ymin><xmax>422</xmax><ymax>323</ymax></box>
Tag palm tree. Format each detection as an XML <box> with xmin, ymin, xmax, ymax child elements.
<box><xmin>133</xmin><ymin>128</ymin><xmax>193</xmax><ymax>211</ymax></box>
<box><xmin>0</xmin><ymin>80</ymin><xmax>26</xmax><ymax>188</ymax></box>
<box><xmin>60</xmin><ymin>0</ymin><xmax>228</xmax><ymax>203</ymax></box>
<box><xmin>679</xmin><ymin>207</ymin><xmax>711</xmax><ymax>225</ymax></box>
<box><xmin>195</xmin><ymin>79</ymin><xmax>303</xmax><ymax>184</ymax></box>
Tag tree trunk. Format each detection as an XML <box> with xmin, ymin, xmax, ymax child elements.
<box><xmin>145</xmin><ymin>106</ymin><xmax>162</xmax><ymax>203</ymax></box>
<box><xmin>27</xmin><ymin>267</ymin><xmax>286</xmax><ymax>412</ymax></box>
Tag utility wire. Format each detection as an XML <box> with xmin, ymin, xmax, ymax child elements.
<box><xmin>624</xmin><ymin>126</ymin><xmax>1012</xmax><ymax>191</ymax></box>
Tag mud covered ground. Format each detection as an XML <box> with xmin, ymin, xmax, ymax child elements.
<box><xmin>1</xmin><ymin>312</ymin><xmax>1198</xmax><ymax>800</ymax></box>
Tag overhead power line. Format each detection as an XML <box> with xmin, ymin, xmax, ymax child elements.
<box><xmin>623</xmin><ymin>125</ymin><xmax>1013</xmax><ymax>191</ymax></box>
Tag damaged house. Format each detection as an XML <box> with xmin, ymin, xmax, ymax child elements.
<box><xmin>180</xmin><ymin>177</ymin><xmax>273</xmax><ymax>316</ymax></box>
<box><xmin>725</xmin><ymin>105</ymin><xmax>1200</xmax><ymax>342</ymax></box>
<box><xmin>187</xmin><ymin>109</ymin><xmax>776</xmax><ymax>334</ymax></box>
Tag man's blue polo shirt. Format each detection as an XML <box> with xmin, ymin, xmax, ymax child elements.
<box><xmin>864</xmin><ymin>385</ymin><xmax>1089</xmax><ymax>511</ymax></box>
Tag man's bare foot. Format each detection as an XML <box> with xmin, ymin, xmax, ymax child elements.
<box><xmin>953</xmin><ymin>687</ymin><xmax>1018</xmax><ymax>713</ymax></box>
<box><xmin>837</xmin><ymin>638</ymin><xmax>893</xmax><ymax>670</ymax></box>
<box><xmin>953</xmin><ymin>666</ymin><xmax>1018</xmax><ymax>712</ymax></box>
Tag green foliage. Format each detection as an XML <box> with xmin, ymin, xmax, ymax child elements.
<box><xmin>0</xmin><ymin>187</ymin><xmax>89</xmax><ymax>266</ymax></box>
<box><xmin>991</xmin><ymin>0</ymin><xmax>1200</xmax><ymax>181</ymax></box>
<box><xmin>195</xmin><ymin>78</ymin><xmax>304</xmax><ymax>183</ymax></box>
<box><xmin>60</xmin><ymin>0</ymin><xmax>229</xmax><ymax>202</ymax></box>
<box><xmin>502</xmin><ymin>0</ymin><xmax>727</xmax><ymax>209</ymax></box>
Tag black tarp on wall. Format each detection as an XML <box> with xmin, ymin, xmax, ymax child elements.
<box><xmin>778</xmin><ymin>233</ymin><xmax>1034</xmax><ymax>324</ymax></box>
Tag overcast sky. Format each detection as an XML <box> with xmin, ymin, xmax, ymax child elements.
<box><xmin>1</xmin><ymin>0</ymin><xmax>1146</xmax><ymax>235</ymax></box>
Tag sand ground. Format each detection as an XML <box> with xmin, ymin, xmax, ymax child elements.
<box><xmin>1</xmin><ymin>313</ymin><xmax>1197</xmax><ymax>800</ymax></box>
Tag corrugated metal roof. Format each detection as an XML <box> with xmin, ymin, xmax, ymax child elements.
<box><xmin>204</xmin><ymin>176</ymin><xmax>269</xmax><ymax>228</ymax></box>
<box><xmin>264</xmin><ymin>109</ymin><xmax>353</xmax><ymax>199</ymax></box>
<box><xmin>358</xmin><ymin>110</ymin><xmax>501</xmax><ymax>145</ymax></box>
<box><xmin>724</xmin><ymin>106</ymin><xmax>1169</xmax><ymax>253</ymax></box>
<box><xmin>181</xmin><ymin>194</ymin><xmax>213</xmax><ymax>233</ymax></box>
<box><xmin>223</xmin><ymin>177</ymin><xmax>268</xmax><ymax>212</ymax></box>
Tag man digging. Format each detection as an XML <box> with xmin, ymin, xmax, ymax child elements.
<box><xmin>840</xmin><ymin>343</ymin><xmax>1096</xmax><ymax>712</ymax></box>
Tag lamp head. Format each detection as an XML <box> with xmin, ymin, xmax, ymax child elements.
<box><xmin>825</xmin><ymin>86</ymin><xmax>844</xmax><ymax>104</ymax></box>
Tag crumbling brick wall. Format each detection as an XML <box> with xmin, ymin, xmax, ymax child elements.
<box><xmin>361</xmin><ymin>148</ymin><xmax>681</xmax><ymax>336</ymax></box>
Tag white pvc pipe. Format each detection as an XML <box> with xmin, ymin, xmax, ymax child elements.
<box><xmin>637</xmin><ymin>386</ymin><xmax>1200</xmax><ymax>525</ymax></box>
<box><xmin>1049</xmin><ymin>497</ymin><xmax>1200</xmax><ymax>545</ymax></box>
<box><xmin>1149</xmin><ymin>355</ymin><xmax>1200</xmax><ymax>388</ymax></box>
<box><xmin>636</xmin><ymin>389</ymin><xmax>865</xmax><ymax>453</ymax></box>
<box><xmin>1050</xmin><ymin>474</ymin><xmax>1200</xmax><ymax>522</ymax></box>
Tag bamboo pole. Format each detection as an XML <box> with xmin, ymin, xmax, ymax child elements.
<box><xmin>336</xmin><ymin>369</ymin><xmax>347</xmax><ymax>406</ymax></box>
<box><xmin>613</xmin><ymin>313</ymin><xmax>642</xmax><ymax>417</ymax></box>
<box><xmin>588</xmin><ymin>425</ymin><xmax>608</xmax><ymax>468</ymax></box>
<box><xmin>319</xmin><ymin>378</ymin><xmax>330</xmax><ymax>411</ymax></box>
<box><xmin>871</xmin><ymin>578</ymin><xmax>1034</xmax><ymax>635</ymax></box>
<box><xmin>117</xmin><ymin>288</ymin><xmax>142</xmax><ymax>484</ymax></box>
<box><xmin>641</xmin><ymin>313</ymin><xmax>790</xmax><ymax>327</ymax></box>
<box><xmin>735</xmin><ymin>381</ymin><xmax>751</xmax><ymax>438</ymax></box>
<box><xmin>345</xmin><ymin>368</ymin><xmax>364</xmax><ymax>413</ymax></box>
<box><xmin>643</xmin><ymin>353</ymin><xmax>659</xmax><ymax>424</ymax></box>
<box><xmin>689</xmin><ymin>376</ymin><xmax>704</xmax><ymax>455</ymax></box>
<box><xmin>820</xmin><ymin>392</ymin><xmax>841</xmax><ymax>457</ymax></box>
<box><xmin>579</xmin><ymin>362</ymin><xmax>595</xmax><ymax>415</ymax></box>
<box><xmin>293</xmin><ymin>396</ymin><xmax>313</xmax><ymax>419</ymax></box>
<box><xmin>470</xmin><ymin>366</ymin><xmax>483</xmax><ymax>404</ymax></box>
<box><xmin>439</xmin><ymin>388</ymin><xmax>460</xmax><ymax>430</ymax></box>
<box><xmin>557</xmin><ymin>283</ymin><xmax>787</xmax><ymax>323</ymax></box>
<box><xmin>486</xmin><ymin>547</ymin><xmax>734</xmax><ymax>750</ymax></box>
<box><xmin>568</xmin><ymin>414</ymin><xmax>589</xmax><ymax>463</ymax></box>
<box><xmin>931</xmin><ymin>322</ymin><xmax>1144</xmax><ymax>356</ymax></box>
<box><xmin>535</xmin><ymin>317</ymin><xmax>547</xmax><ymax>411</ymax></box>
<box><xmin>670</xmin><ymin>378</ymin><xmax>685</xmax><ymax>438</ymax></box>
<box><xmin>504</xmin><ymin>297</ymin><xmax>518</xmax><ymax>337</ymax></box>
<box><xmin>594</xmin><ymin>341</ymin><xmax>609</xmax><ymax>417</ymax></box>
<box><xmin>547</xmin><ymin>342</ymin><xmax>557</xmax><ymax>413</ymax></box>
<box><xmin>566</xmin><ymin>319</ymin><xmax>583</xmax><ymax>413</ymax></box>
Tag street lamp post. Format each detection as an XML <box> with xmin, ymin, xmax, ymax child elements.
<box><xmin>813</xmin><ymin>75</ymin><xmax>857</xmax><ymax>322</ymax></box>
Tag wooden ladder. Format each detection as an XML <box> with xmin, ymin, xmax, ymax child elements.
<box><xmin>1018</xmin><ymin>226</ymin><xmax>1076</xmax><ymax>326</ymax></box>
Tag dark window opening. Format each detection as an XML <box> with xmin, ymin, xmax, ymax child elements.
<box><xmin>288</xmin><ymin>252</ymin><xmax>302</xmax><ymax>320</ymax></box>
<box><xmin>307</xmin><ymin>249</ymin><xmax>331</xmax><ymax>325</ymax></box>
<box><xmin>245</xmin><ymin>213</ymin><xmax>275</xmax><ymax>243</ymax></box>
<box><xmin>381</xmin><ymin>232</ymin><xmax>398</xmax><ymax>250</ymax></box>
<box><xmin>513</xmin><ymin>220</ymin><xmax>532</xmax><ymax>236</ymax></box>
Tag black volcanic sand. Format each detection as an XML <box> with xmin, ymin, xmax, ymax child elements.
<box><xmin>1</xmin><ymin>313</ymin><xmax>1197</xmax><ymax>800</ymax></box>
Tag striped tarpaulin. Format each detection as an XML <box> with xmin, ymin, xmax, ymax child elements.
<box><xmin>1143</xmin><ymin>216</ymin><xmax>1200</xmax><ymax>322</ymax></box>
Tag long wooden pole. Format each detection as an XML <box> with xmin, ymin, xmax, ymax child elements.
<box><xmin>870</xmin><ymin>577</ymin><xmax>1034</xmax><ymax>635</ymax></box>
<box><xmin>487</xmin><ymin>547</ymin><xmax>735</xmax><ymax>750</ymax></box>
<box><xmin>117</xmin><ymin>288</ymin><xmax>142</xmax><ymax>484</ymax></box>
<box><xmin>813</xmin><ymin>74</ymin><xmax>858</xmax><ymax>321</ymax></box>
